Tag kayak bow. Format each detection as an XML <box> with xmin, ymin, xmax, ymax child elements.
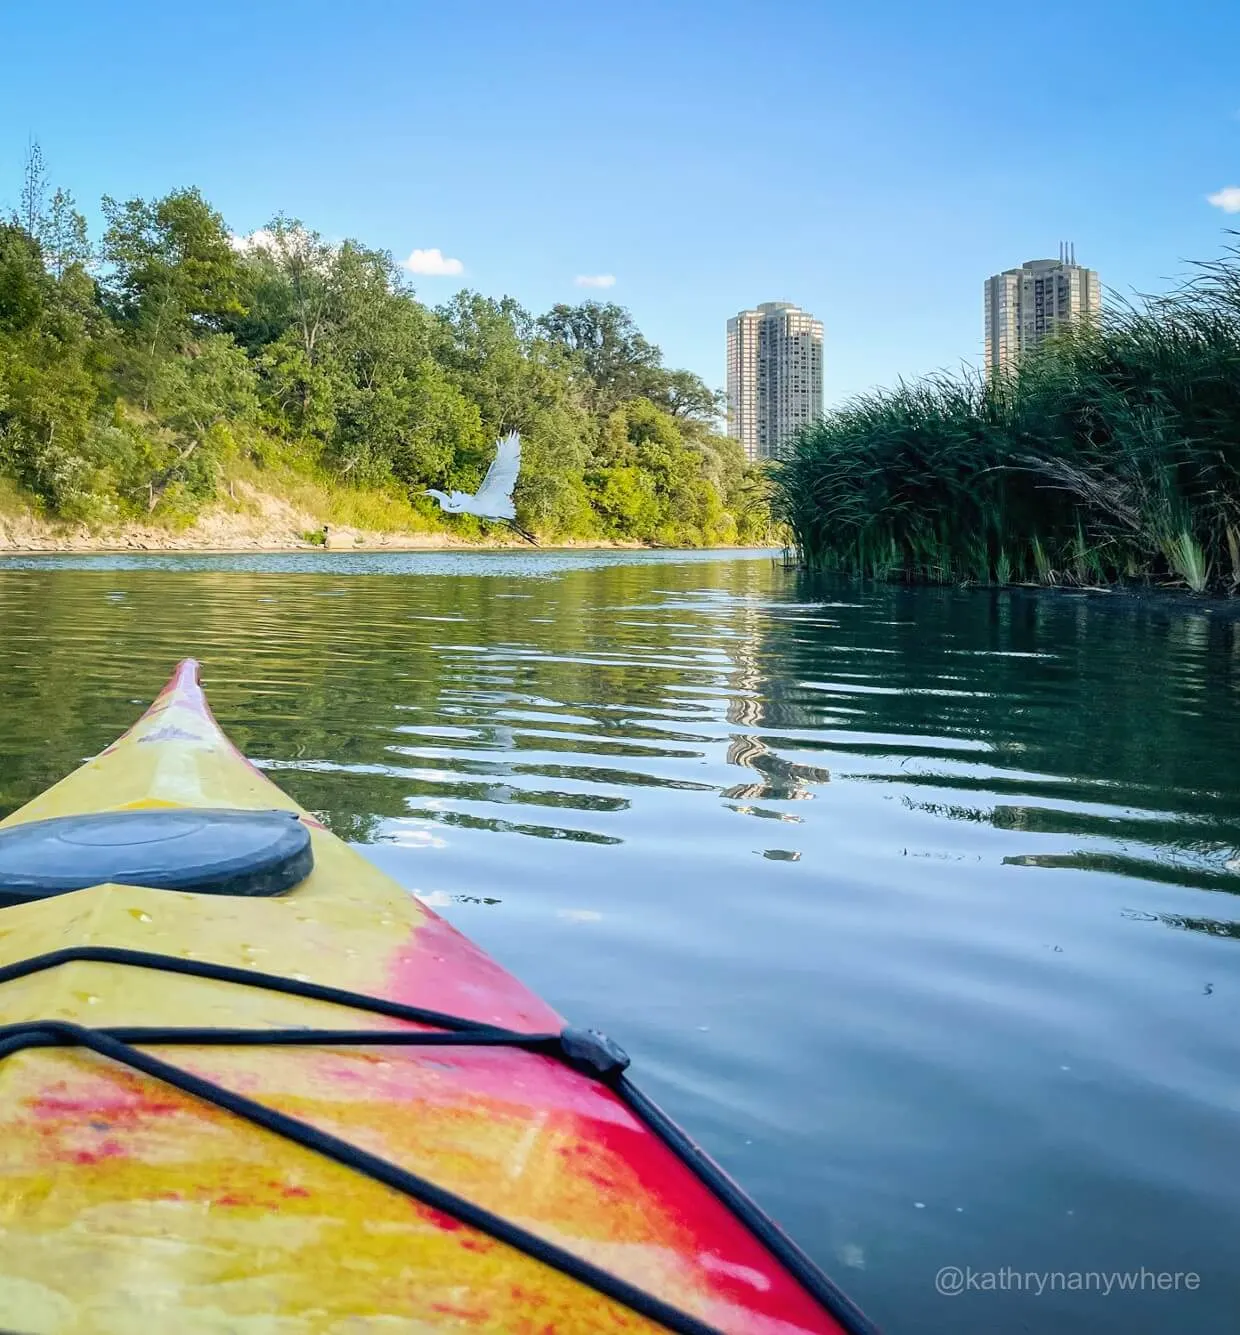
<box><xmin>0</xmin><ymin>660</ymin><xmax>875</xmax><ymax>1334</ymax></box>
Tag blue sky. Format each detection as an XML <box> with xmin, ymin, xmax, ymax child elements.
<box><xmin>1</xmin><ymin>0</ymin><xmax>1237</xmax><ymax>407</ymax></box>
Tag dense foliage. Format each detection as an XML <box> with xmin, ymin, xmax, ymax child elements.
<box><xmin>775</xmin><ymin>240</ymin><xmax>1240</xmax><ymax>594</ymax></box>
<box><xmin>0</xmin><ymin>147</ymin><xmax>766</xmax><ymax>545</ymax></box>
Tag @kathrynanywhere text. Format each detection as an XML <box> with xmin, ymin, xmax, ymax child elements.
<box><xmin>935</xmin><ymin>1268</ymin><xmax>1201</xmax><ymax>1298</ymax></box>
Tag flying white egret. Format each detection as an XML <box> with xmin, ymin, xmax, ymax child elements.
<box><xmin>423</xmin><ymin>431</ymin><xmax>536</xmax><ymax>543</ymax></box>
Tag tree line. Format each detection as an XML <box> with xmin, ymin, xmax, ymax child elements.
<box><xmin>0</xmin><ymin>145</ymin><xmax>768</xmax><ymax>545</ymax></box>
<box><xmin>774</xmin><ymin>238</ymin><xmax>1240</xmax><ymax>594</ymax></box>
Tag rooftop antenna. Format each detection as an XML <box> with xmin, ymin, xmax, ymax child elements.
<box><xmin>1071</xmin><ymin>241</ymin><xmax>1076</xmax><ymax>265</ymax></box>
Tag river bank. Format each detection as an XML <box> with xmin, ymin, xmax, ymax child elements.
<box><xmin>0</xmin><ymin>480</ymin><xmax>653</xmax><ymax>555</ymax></box>
<box><xmin>1</xmin><ymin>171</ymin><xmax>764</xmax><ymax>558</ymax></box>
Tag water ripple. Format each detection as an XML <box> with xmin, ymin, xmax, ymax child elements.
<box><xmin>1</xmin><ymin>553</ymin><xmax>1238</xmax><ymax>1335</ymax></box>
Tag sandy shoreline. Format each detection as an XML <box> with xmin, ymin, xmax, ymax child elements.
<box><xmin>0</xmin><ymin>486</ymin><xmax>652</xmax><ymax>556</ymax></box>
<box><xmin>0</xmin><ymin>531</ymin><xmax>645</xmax><ymax>555</ymax></box>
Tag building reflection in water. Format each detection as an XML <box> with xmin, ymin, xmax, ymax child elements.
<box><xmin>722</xmin><ymin>604</ymin><xmax>830</xmax><ymax>803</ymax></box>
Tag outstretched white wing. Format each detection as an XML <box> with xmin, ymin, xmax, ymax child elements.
<box><xmin>472</xmin><ymin>431</ymin><xmax>521</xmax><ymax>519</ymax></box>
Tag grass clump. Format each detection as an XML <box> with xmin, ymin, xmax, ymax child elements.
<box><xmin>774</xmin><ymin>236</ymin><xmax>1240</xmax><ymax>595</ymax></box>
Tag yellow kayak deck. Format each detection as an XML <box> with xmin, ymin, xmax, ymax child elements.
<box><xmin>0</xmin><ymin>661</ymin><xmax>864</xmax><ymax>1335</ymax></box>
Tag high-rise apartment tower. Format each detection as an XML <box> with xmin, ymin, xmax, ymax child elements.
<box><xmin>984</xmin><ymin>244</ymin><xmax>1101</xmax><ymax>377</ymax></box>
<box><xmin>726</xmin><ymin>302</ymin><xmax>824</xmax><ymax>460</ymax></box>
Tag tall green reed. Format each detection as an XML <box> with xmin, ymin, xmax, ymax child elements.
<box><xmin>774</xmin><ymin>236</ymin><xmax>1240</xmax><ymax>595</ymax></box>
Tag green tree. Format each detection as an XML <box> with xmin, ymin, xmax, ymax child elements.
<box><xmin>101</xmin><ymin>188</ymin><xmax>244</xmax><ymax>401</ymax></box>
<box><xmin>0</xmin><ymin>222</ymin><xmax>102</xmax><ymax>516</ymax></box>
<box><xmin>44</xmin><ymin>188</ymin><xmax>91</xmax><ymax>280</ymax></box>
<box><xmin>5</xmin><ymin>144</ymin><xmax>90</xmax><ymax>281</ymax></box>
<box><xmin>644</xmin><ymin>367</ymin><xmax>724</xmax><ymax>424</ymax></box>
<box><xmin>142</xmin><ymin>334</ymin><xmax>259</xmax><ymax>509</ymax></box>
<box><xmin>434</xmin><ymin>292</ymin><xmax>594</xmax><ymax>529</ymax></box>
<box><xmin>0</xmin><ymin>223</ymin><xmax>48</xmax><ymax>333</ymax></box>
<box><xmin>390</xmin><ymin>360</ymin><xmax>485</xmax><ymax>489</ymax></box>
<box><xmin>0</xmin><ymin>156</ymin><xmax>763</xmax><ymax>545</ymax></box>
<box><xmin>231</xmin><ymin>220</ymin><xmax>353</xmax><ymax>438</ymax></box>
<box><xmin>13</xmin><ymin>141</ymin><xmax>49</xmax><ymax>240</ymax></box>
<box><xmin>436</xmin><ymin>293</ymin><xmax>549</xmax><ymax>435</ymax></box>
<box><xmin>537</xmin><ymin>301</ymin><xmax>663</xmax><ymax>414</ymax></box>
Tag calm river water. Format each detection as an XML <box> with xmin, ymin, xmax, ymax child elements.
<box><xmin>0</xmin><ymin>548</ymin><xmax>1237</xmax><ymax>1334</ymax></box>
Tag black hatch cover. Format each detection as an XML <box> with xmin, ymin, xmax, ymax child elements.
<box><xmin>0</xmin><ymin>808</ymin><xmax>314</xmax><ymax>903</ymax></box>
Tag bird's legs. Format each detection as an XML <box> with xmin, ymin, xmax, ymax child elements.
<box><xmin>505</xmin><ymin>519</ymin><xmax>539</xmax><ymax>546</ymax></box>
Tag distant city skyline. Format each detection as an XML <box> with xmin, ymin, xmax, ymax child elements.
<box><xmin>726</xmin><ymin>302</ymin><xmax>824</xmax><ymax>460</ymax></box>
<box><xmin>984</xmin><ymin>246</ymin><xmax>1102</xmax><ymax>377</ymax></box>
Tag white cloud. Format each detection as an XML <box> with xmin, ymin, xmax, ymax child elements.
<box><xmin>229</xmin><ymin>228</ymin><xmax>278</xmax><ymax>253</ymax></box>
<box><xmin>229</xmin><ymin>226</ymin><xmax>328</xmax><ymax>263</ymax></box>
<box><xmin>401</xmin><ymin>247</ymin><xmax>464</xmax><ymax>276</ymax></box>
<box><xmin>574</xmin><ymin>273</ymin><xmax>616</xmax><ymax>288</ymax></box>
<box><xmin>1206</xmin><ymin>185</ymin><xmax>1240</xmax><ymax>213</ymax></box>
